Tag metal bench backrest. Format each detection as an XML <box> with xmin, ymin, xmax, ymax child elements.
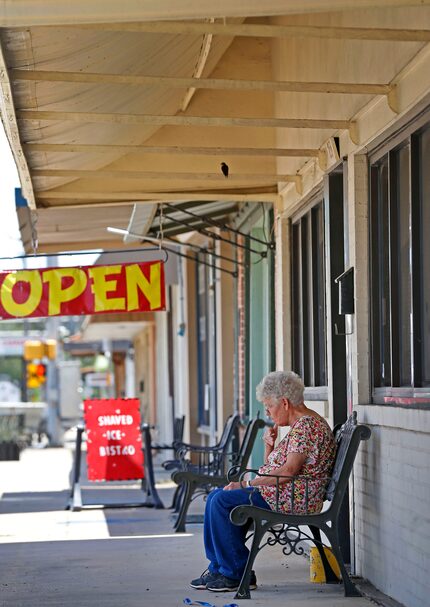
<box><xmin>216</xmin><ymin>413</ymin><xmax>241</xmax><ymax>450</ymax></box>
<box><xmin>173</xmin><ymin>415</ymin><xmax>185</xmax><ymax>443</ymax></box>
<box><xmin>205</xmin><ymin>414</ymin><xmax>241</xmax><ymax>475</ymax></box>
<box><xmin>228</xmin><ymin>416</ymin><xmax>266</xmax><ymax>479</ymax></box>
<box><xmin>324</xmin><ymin>411</ymin><xmax>371</xmax><ymax>510</ymax></box>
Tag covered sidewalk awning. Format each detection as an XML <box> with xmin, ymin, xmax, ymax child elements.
<box><xmin>1</xmin><ymin>1</ymin><xmax>429</xmax><ymax>252</ymax></box>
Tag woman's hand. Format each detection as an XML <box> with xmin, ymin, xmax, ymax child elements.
<box><xmin>223</xmin><ymin>481</ymin><xmax>243</xmax><ymax>491</ymax></box>
<box><xmin>263</xmin><ymin>424</ymin><xmax>278</xmax><ymax>449</ymax></box>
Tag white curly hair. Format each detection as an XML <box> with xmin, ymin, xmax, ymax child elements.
<box><xmin>256</xmin><ymin>371</ymin><xmax>305</xmax><ymax>406</ymax></box>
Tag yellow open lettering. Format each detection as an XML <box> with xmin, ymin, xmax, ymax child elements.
<box><xmin>1</xmin><ymin>271</ymin><xmax>43</xmax><ymax>317</ymax></box>
<box><xmin>126</xmin><ymin>263</ymin><xmax>161</xmax><ymax>311</ymax></box>
<box><xmin>43</xmin><ymin>268</ymin><xmax>87</xmax><ymax>316</ymax></box>
<box><xmin>88</xmin><ymin>266</ymin><xmax>126</xmax><ymax>312</ymax></box>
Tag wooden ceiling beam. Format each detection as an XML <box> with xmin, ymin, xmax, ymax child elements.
<box><xmin>36</xmin><ymin>240</ymin><xmax>121</xmax><ymax>253</ymax></box>
<box><xmin>35</xmin><ymin>191</ymin><xmax>280</xmax><ymax>203</ymax></box>
<box><xmin>181</xmin><ymin>19</ymin><xmax>213</xmax><ymax>111</ymax></box>
<box><xmin>76</xmin><ymin>21</ymin><xmax>430</xmax><ymax>42</ymax></box>
<box><xmin>41</xmin><ymin>225</ymin><xmax>112</xmax><ymax>235</ymax></box>
<box><xmin>33</xmin><ymin>168</ymin><xmax>299</xmax><ymax>183</ymax></box>
<box><xmin>11</xmin><ymin>69</ymin><xmax>391</xmax><ymax>95</ymax></box>
<box><xmin>23</xmin><ymin>143</ymin><xmax>320</xmax><ymax>158</ymax></box>
<box><xmin>17</xmin><ymin>110</ymin><xmax>352</xmax><ymax>131</ymax></box>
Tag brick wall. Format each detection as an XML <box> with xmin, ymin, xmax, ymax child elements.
<box><xmin>355</xmin><ymin>406</ymin><xmax>430</xmax><ymax>607</ymax></box>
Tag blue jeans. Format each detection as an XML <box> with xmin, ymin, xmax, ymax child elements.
<box><xmin>203</xmin><ymin>487</ymin><xmax>271</xmax><ymax>580</ymax></box>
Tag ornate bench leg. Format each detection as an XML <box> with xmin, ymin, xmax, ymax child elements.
<box><xmin>326</xmin><ymin>529</ymin><xmax>362</xmax><ymax>597</ymax></box>
<box><xmin>235</xmin><ymin>521</ymin><xmax>265</xmax><ymax>600</ymax></box>
<box><xmin>171</xmin><ymin>483</ymin><xmax>183</xmax><ymax>511</ymax></box>
<box><xmin>174</xmin><ymin>480</ymin><xmax>195</xmax><ymax>533</ymax></box>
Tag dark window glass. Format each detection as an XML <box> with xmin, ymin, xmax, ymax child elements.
<box><xmin>292</xmin><ymin>223</ymin><xmax>302</xmax><ymax>375</ymax></box>
<box><xmin>395</xmin><ymin>145</ymin><xmax>412</xmax><ymax>385</ymax></box>
<box><xmin>371</xmin><ymin>158</ymin><xmax>391</xmax><ymax>386</ymax></box>
<box><xmin>312</xmin><ymin>204</ymin><xmax>327</xmax><ymax>385</ymax></box>
<box><xmin>301</xmin><ymin>215</ymin><xmax>311</xmax><ymax>385</ymax></box>
<box><xmin>419</xmin><ymin>128</ymin><xmax>430</xmax><ymax>385</ymax></box>
<box><xmin>379</xmin><ymin>160</ymin><xmax>391</xmax><ymax>385</ymax></box>
<box><xmin>291</xmin><ymin>202</ymin><xmax>327</xmax><ymax>387</ymax></box>
<box><xmin>372</xmin><ymin>150</ymin><xmax>412</xmax><ymax>388</ymax></box>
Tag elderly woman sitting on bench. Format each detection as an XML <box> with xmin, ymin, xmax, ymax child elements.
<box><xmin>190</xmin><ymin>370</ymin><xmax>336</xmax><ymax>593</ymax></box>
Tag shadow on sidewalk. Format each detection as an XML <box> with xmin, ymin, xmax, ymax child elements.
<box><xmin>0</xmin><ymin>490</ymin><xmax>70</xmax><ymax>514</ymax></box>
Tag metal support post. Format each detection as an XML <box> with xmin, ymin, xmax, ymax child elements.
<box><xmin>141</xmin><ymin>423</ymin><xmax>165</xmax><ymax>509</ymax></box>
<box><xmin>46</xmin><ymin>314</ymin><xmax>62</xmax><ymax>446</ymax></box>
<box><xmin>67</xmin><ymin>424</ymin><xmax>84</xmax><ymax>511</ymax></box>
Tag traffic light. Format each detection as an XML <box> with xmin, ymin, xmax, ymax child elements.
<box><xmin>24</xmin><ymin>340</ymin><xmax>44</xmax><ymax>361</ymax></box>
<box><xmin>27</xmin><ymin>363</ymin><xmax>40</xmax><ymax>389</ymax></box>
<box><xmin>26</xmin><ymin>362</ymin><xmax>47</xmax><ymax>389</ymax></box>
<box><xmin>24</xmin><ymin>340</ymin><xmax>57</xmax><ymax>361</ymax></box>
<box><xmin>44</xmin><ymin>339</ymin><xmax>57</xmax><ymax>360</ymax></box>
<box><xmin>36</xmin><ymin>363</ymin><xmax>47</xmax><ymax>384</ymax></box>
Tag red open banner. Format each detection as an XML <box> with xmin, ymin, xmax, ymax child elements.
<box><xmin>84</xmin><ymin>398</ymin><xmax>144</xmax><ymax>481</ymax></box>
<box><xmin>0</xmin><ymin>260</ymin><xmax>165</xmax><ymax>319</ymax></box>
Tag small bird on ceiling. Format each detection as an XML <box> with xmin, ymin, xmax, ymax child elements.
<box><xmin>221</xmin><ymin>162</ymin><xmax>229</xmax><ymax>178</ymax></box>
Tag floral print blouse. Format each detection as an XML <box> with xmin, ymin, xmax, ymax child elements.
<box><xmin>257</xmin><ymin>415</ymin><xmax>336</xmax><ymax>514</ymax></box>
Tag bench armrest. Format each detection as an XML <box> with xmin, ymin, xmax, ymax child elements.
<box><xmin>174</xmin><ymin>439</ymin><xmax>228</xmax><ymax>451</ymax></box>
<box><xmin>173</xmin><ymin>446</ymin><xmax>229</xmax><ymax>474</ymax></box>
<box><xmin>176</xmin><ymin>444</ymin><xmax>225</xmax><ymax>457</ymax></box>
<box><xmin>234</xmin><ymin>467</ymin><xmax>335</xmax><ymax>514</ymax></box>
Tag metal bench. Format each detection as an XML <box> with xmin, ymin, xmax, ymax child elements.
<box><xmin>162</xmin><ymin>413</ymin><xmax>240</xmax><ymax>472</ymax></box>
<box><xmin>164</xmin><ymin>413</ymin><xmax>240</xmax><ymax>510</ymax></box>
<box><xmin>172</xmin><ymin>416</ymin><xmax>266</xmax><ymax>532</ymax></box>
<box><xmin>134</xmin><ymin>416</ymin><xmax>185</xmax><ymax>510</ymax></box>
<box><xmin>151</xmin><ymin>415</ymin><xmax>185</xmax><ymax>452</ymax></box>
<box><xmin>229</xmin><ymin>412</ymin><xmax>371</xmax><ymax>599</ymax></box>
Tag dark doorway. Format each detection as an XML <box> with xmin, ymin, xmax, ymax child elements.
<box><xmin>324</xmin><ymin>168</ymin><xmax>350</xmax><ymax>564</ymax></box>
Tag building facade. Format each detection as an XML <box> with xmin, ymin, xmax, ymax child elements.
<box><xmin>2</xmin><ymin>4</ymin><xmax>430</xmax><ymax>607</ymax></box>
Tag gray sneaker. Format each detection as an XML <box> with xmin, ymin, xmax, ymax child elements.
<box><xmin>190</xmin><ymin>570</ymin><xmax>220</xmax><ymax>589</ymax></box>
<box><xmin>206</xmin><ymin>571</ymin><xmax>257</xmax><ymax>592</ymax></box>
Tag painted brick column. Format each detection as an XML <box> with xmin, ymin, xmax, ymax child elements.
<box><xmin>346</xmin><ymin>152</ymin><xmax>370</xmax><ymax>578</ymax></box>
<box><xmin>274</xmin><ymin>210</ymin><xmax>291</xmax><ymax>371</ymax></box>
<box><xmin>346</xmin><ymin>153</ymin><xmax>370</xmax><ymax>407</ymax></box>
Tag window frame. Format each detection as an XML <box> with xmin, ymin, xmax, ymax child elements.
<box><xmin>290</xmin><ymin>195</ymin><xmax>328</xmax><ymax>393</ymax></box>
<box><xmin>195</xmin><ymin>254</ymin><xmax>218</xmax><ymax>428</ymax></box>
<box><xmin>369</xmin><ymin>110</ymin><xmax>430</xmax><ymax>407</ymax></box>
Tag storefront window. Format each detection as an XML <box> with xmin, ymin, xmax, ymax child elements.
<box><xmin>396</xmin><ymin>145</ymin><xmax>412</xmax><ymax>385</ymax></box>
<box><xmin>291</xmin><ymin>201</ymin><xmax>327</xmax><ymax>387</ymax></box>
<box><xmin>419</xmin><ymin>128</ymin><xmax>430</xmax><ymax>386</ymax></box>
<box><xmin>195</xmin><ymin>258</ymin><xmax>217</xmax><ymax>427</ymax></box>
<box><xmin>370</xmin><ymin>122</ymin><xmax>430</xmax><ymax>402</ymax></box>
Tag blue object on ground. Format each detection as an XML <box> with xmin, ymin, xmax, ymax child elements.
<box><xmin>183</xmin><ymin>597</ymin><xmax>239</xmax><ymax>607</ymax></box>
<box><xmin>183</xmin><ymin>599</ymin><xmax>217</xmax><ymax>607</ymax></box>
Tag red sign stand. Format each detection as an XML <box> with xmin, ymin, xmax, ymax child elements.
<box><xmin>67</xmin><ymin>399</ymin><xmax>164</xmax><ymax>511</ymax></box>
<box><xmin>84</xmin><ymin>398</ymin><xmax>143</xmax><ymax>481</ymax></box>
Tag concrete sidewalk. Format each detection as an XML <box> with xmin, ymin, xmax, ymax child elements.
<box><xmin>0</xmin><ymin>447</ymin><xmax>374</xmax><ymax>607</ymax></box>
